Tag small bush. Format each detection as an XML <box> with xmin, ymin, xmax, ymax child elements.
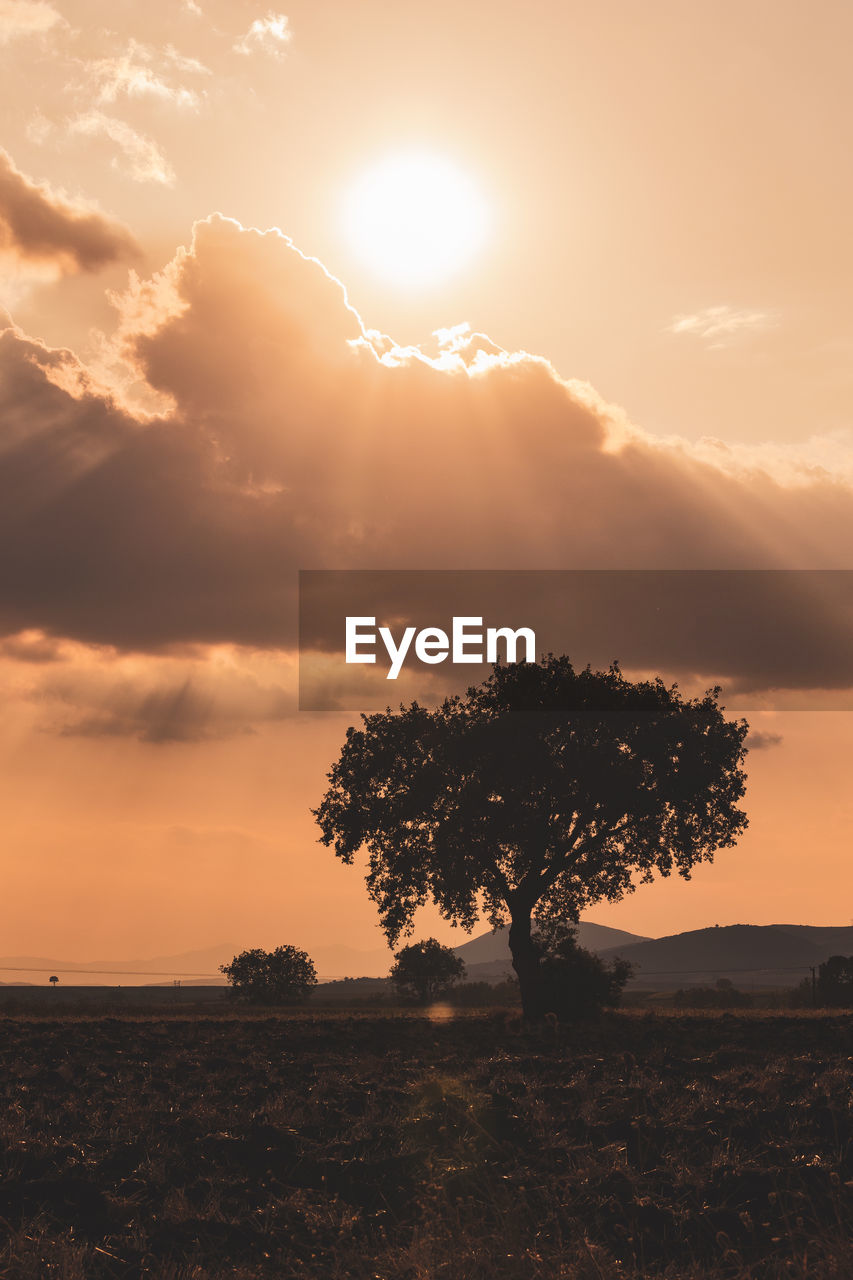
<box><xmin>533</xmin><ymin>920</ymin><xmax>632</xmax><ymax>1022</ymax></box>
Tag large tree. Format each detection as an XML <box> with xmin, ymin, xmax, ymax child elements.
<box><xmin>314</xmin><ymin>657</ymin><xmax>749</xmax><ymax>1018</ymax></box>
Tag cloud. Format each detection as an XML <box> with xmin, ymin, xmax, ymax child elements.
<box><xmin>25</xmin><ymin>111</ymin><xmax>54</xmax><ymax>145</ymax></box>
<box><xmin>50</xmin><ymin>667</ymin><xmax>291</xmax><ymax>743</ymax></box>
<box><xmin>163</xmin><ymin>44</ymin><xmax>209</xmax><ymax>75</ymax></box>
<box><xmin>69</xmin><ymin>112</ymin><xmax>175</xmax><ymax>185</ymax></box>
<box><xmin>0</xmin><ymin>629</ymin><xmax>65</xmax><ymax>663</ymax></box>
<box><xmin>689</xmin><ymin>430</ymin><xmax>853</xmax><ymax>489</ymax></box>
<box><xmin>4</xmin><ymin>638</ymin><xmax>296</xmax><ymax>741</ymax></box>
<box><xmin>1</xmin><ymin>214</ymin><xmax>853</xmax><ymax>713</ymax></box>
<box><xmin>81</xmin><ymin>40</ymin><xmax>209</xmax><ymax>110</ymax></box>
<box><xmin>668</xmin><ymin>305</ymin><xmax>778</xmax><ymax>347</ymax></box>
<box><xmin>746</xmin><ymin>730</ymin><xmax>784</xmax><ymax>750</ymax></box>
<box><xmin>0</xmin><ymin>148</ymin><xmax>138</xmax><ymax>273</ymax></box>
<box><xmin>0</xmin><ymin>0</ymin><xmax>63</xmax><ymax>44</ymax></box>
<box><xmin>233</xmin><ymin>12</ymin><xmax>291</xmax><ymax>58</ymax></box>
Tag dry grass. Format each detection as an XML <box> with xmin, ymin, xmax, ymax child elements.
<box><xmin>0</xmin><ymin>1009</ymin><xmax>851</xmax><ymax>1278</ymax></box>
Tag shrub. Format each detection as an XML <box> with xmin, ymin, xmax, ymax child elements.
<box><xmin>533</xmin><ymin>920</ymin><xmax>632</xmax><ymax>1022</ymax></box>
<box><xmin>219</xmin><ymin>946</ymin><xmax>318</xmax><ymax>1004</ymax></box>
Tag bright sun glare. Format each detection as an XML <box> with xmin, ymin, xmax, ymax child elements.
<box><xmin>343</xmin><ymin>152</ymin><xmax>489</xmax><ymax>289</ymax></box>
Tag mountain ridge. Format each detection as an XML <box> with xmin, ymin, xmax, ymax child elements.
<box><xmin>597</xmin><ymin>924</ymin><xmax>853</xmax><ymax>988</ymax></box>
<box><xmin>0</xmin><ymin>921</ymin><xmax>645</xmax><ymax>985</ymax></box>
<box><xmin>2</xmin><ymin>923</ymin><xmax>852</xmax><ymax>987</ymax></box>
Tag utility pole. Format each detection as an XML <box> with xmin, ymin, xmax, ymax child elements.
<box><xmin>810</xmin><ymin>965</ymin><xmax>817</xmax><ymax>1007</ymax></box>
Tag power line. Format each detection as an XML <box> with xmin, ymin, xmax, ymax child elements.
<box><xmin>0</xmin><ymin>962</ymin><xmax>824</xmax><ymax>980</ymax></box>
<box><xmin>631</xmin><ymin>964</ymin><xmax>814</xmax><ymax>977</ymax></box>
<box><xmin>0</xmin><ymin>965</ymin><xmax>221</xmax><ymax>978</ymax></box>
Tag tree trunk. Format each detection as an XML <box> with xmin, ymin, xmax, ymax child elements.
<box><xmin>509</xmin><ymin>910</ymin><xmax>543</xmax><ymax>1020</ymax></box>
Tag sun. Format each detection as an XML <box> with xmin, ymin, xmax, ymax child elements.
<box><xmin>342</xmin><ymin>151</ymin><xmax>490</xmax><ymax>289</ymax></box>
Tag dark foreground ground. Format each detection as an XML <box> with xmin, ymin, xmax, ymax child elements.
<box><xmin>1</xmin><ymin>1009</ymin><xmax>852</xmax><ymax>1279</ymax></box>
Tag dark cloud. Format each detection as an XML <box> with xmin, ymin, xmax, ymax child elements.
<box><xmin>56</xmin><ymin>679</ymin><xmax>226</xmax><ymax>744</ymax></box>
<box><xmin>0</xmin><ymin>321</ymin><xmax>308</xmax><ymax>649</ymax></box>
<box><xmin>37</xmin><ymin>661</ymin><xmax>292</xmax><ymax>743</ymax></box>
<box><xmin>0</xmin><ymin>148</ymin><xmax>138</xmax><ymax>272</ymax></box>
<box><xmin>1</xmin><ymin>214</ymin><xmax>852</xmax><ymax>709</ymax></box>
<box><xmin>745</xmin><ymin>730</ymin><xmax>784</xmax><ymax>750</ymax></box>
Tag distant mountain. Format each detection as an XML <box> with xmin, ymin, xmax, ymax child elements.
<box><xmin>598</xmin><ymin>924</ymin><xmax>853</xmax><ymax>988</ymax></box>
<box><xmin>0</xmin><ymin>946</ymin><xmax>239</xmax><ymax>987</ymax></box>
<box><xmin>5</xmin><ymin>923</ymin><xmax>849</xmax><ymax>990</ymax></box>
<box><xmin>0</xmin><ymin>925</ymin><xmax>645</xmax><ymax>987</ymax></box>
<box><xmin>773</xmin><ymin>925</ymin><xmax>853</xmax><ymax>952</ymax></box>
<box><xmin>0</xmin><ymin>942</ymin><xmax>395</xmax><ymax>986</ymax></box>
<box><xmin>451</xmin><ymin>921</ymin><xmax>652</xmax><ymax>983</ymax></box>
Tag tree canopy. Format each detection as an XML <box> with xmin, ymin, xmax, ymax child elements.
<box><xmin>389</xmin><ymin>938</ymin><xmax>466</xmax><ymax>1004</ymax></box>
<box><xmin>314</xmin><ymin>656</ymin><xmax>749</xmax><ymax>1017</ymax></box>
<box><xmin>219</xmin><ymin>946</ymin><xmax>318</xmax><ymax>1004</ymax></box>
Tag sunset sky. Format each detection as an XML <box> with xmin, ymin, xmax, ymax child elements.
<box><xmin>1</xmin><ymin>0</ymin><xmax>852</xmax><ymax>968</ymax></box>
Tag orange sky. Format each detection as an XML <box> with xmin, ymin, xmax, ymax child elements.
<box><xmin>1</xmin><ymin>0</ymin><xmax>852</xmax><ymax>963</ymax></box>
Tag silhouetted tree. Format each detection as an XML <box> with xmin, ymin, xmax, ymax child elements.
<box><xmin>314</xmin><ymin>657</ymin><xmax>749</xmax><ymax>1019</ymax></box>
<box><xmin>220</xmin><ymin>946</ymin><xmax>317</xmax><ymax>1004</ymax></box>
<box><xmin>533</xmin><ymin>920</ymin><xmax>632</xmax><ymax>1021</ymax></box>
<box><xmin>389</xmin><ymin>938</ymin><xmax>466</xmax><ymax>1004</ymax></box>
<box><xmin>816</xmin><ymin>955</ymin><xmax>853</xmax><ymax>1007</ymax></box>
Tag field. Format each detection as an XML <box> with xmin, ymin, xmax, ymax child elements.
<box><xmin>1</xmin><ymin>1009</ymin><xmax>852</xmax><ymax>1279</ymax></box>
